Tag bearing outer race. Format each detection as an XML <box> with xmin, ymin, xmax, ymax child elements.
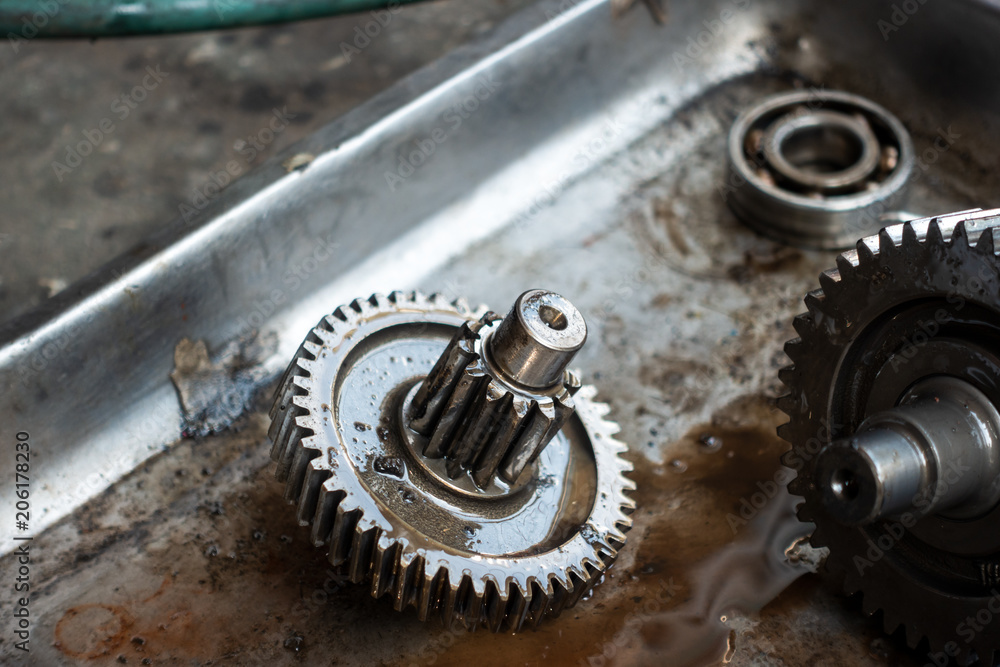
<box><xmin>726</xmin><ymin>90</ymin><xmax>914</xmax><ymax>250</ymax></box>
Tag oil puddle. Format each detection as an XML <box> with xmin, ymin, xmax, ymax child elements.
<box><xmin>590</xmin><ymin>397</ymin><xmax>814</xmax><ymax>666</ymax></box>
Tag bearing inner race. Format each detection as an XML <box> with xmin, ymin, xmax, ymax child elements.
<box><xmin>762</xmin><ymin>109</ymin><xmax>881</xmax><ymax>193</ymax></box>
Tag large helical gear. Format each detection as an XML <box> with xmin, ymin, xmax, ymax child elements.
<box><xmin>779</xmin><ymin>208</ymin><xmax>1000</xmax><ymax>665</ymax></box>
<box><xmin>268</xmin><ymin>291</ymin><xmax>634</xmax><ymax>631</ymax></box>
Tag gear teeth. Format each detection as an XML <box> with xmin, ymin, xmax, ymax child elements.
<box><xmin>834</xmin><ymin>254</ymin><xmax>856</xmax><ymax>281</ymax></box>
<box><xmin>311</xmin><ymin>486</ymin><xmax>344</xmax><ymax>547</ymax></box>
<box><xmin>901</xmin><ymin>221</ymin><xmax>920</xmax><ymax>249</ymax></box>
<box><xmin>408</xmin><ymin>313</ymin><xmax>579</xmax><ymax>487</ymax></box>
<box><xmin>926</xmin><ymin>219</ymin><xmax>946</xmax><ymax>247</ymax></box>
<box><xmin>791</xmin><ymin>313</ymin><xmax>815</xmax><ymax>339</ymax></box>
<box><xmin>786</xmin><ymin>475</ymin><xmax>808</xmax><ymax>499</ymax></box>
<box><xmin>953</xmin><ymin>220</ymin><xmax>971</xmax><ymax>247</ymax></box>
<box><xmin>882</xmin><ymin>607</ymin><xmax>902</xmax><ymax>636</ymax></box>
<box><xmin>977</xmin><ymin>227</ymin><xmax>997</xmax><ymax>255</ymax></box>
<box><xmin>783</xmin><ymin>337</ymin><xmax>804</xmax><ymax>363</ymax></box>
<box><xmin>483</xmin><ymin>579</ymin><xmax>507</xmax><ymax>632</ymax></box>
<box><xmin>526</xmin><ymin>579</ymin><xmax>550</xmax><ymax>628</ymax></box>
<box><xmin>877</xmin><ymin>228</ymin><xmax>899</xmax><ymax>258</ymax></box>
<box><xmin>775</xmin><ymin>393</ymin><xmax>802</xmax><ymax>417</ymax></box>
<box><xmin>856</xmin><ymin>236</ymin><xmax>878</xmax><ymax>266</ymax></box>
<box><xmin>776</xmin><ymin>421</ymin><xmax>793</xmax><ymax>443</ymax></box>
<box><xmin>285</xmin><ymin>437</ymin><xmax>321</xmax><ymax>503</ymax></box>
<box><xmin>861</xmin><ymin>590</ymin><xmax>881</xmax><ymax>616</ymax></box>
<box><xmin>505</xmin><ymin>583</ymin><xmax>530</xmax><ymax>631</ymax></box>
<box><xmin>803</xmin><ymin>289</ymin><xmax>828</xmax><ymax>318</ymax></box>
<box><xmin>348</xmin><ymin>523</ymin><xmax>379</xmax><ymax>583</ymax></box>
<box><xmin>777</xmin><ymin>365</ymin><xmax>797</xmax><ymax>389</ymax></box>
<box><xmin>297</xmin><ymin>459</ymin><xmax>330</xmax><ymax>527</ymax></box>
<box><xmin>328</xmin><ymin>501</ymin><xmax>361</xmax><ymax>567</ymax></box>
<box><xmin>269</xmin><ymin>292</ymin><xmax>633</xmax><ymax>632</ymax></box>
<box><xmin>348</xmin><ymin>297</ymin><xmax>369</xmax><ymax>315</ymax></box>
<box><xmin>903</xmin><ymin>622</ymin><xmax>924</xmax><ymax>649</ymax></box>
<box><xmin>545</xmin><ymin>573</ymin><xmax>571</xmax><ymax>618</ymax></box>
<box><xmin>817</xmin><ymin>270</ymin><xmax>840</xmax><ymax>301</ymax></box>
<box><xmin>371</xmin><ymin>536</ymin><xmax>398</xmax><ymax>599</ymax></box>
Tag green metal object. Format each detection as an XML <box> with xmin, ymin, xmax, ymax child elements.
<box><xmin>2</xmin><ymin>0</ymin><xmax>426</xmax><ymax>38</ymax></box>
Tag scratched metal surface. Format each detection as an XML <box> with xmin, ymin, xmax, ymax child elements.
<box><xmin>3</xmin><ymin>0</ymin><xmax>1000</xmax><ymax>665</ymax></box>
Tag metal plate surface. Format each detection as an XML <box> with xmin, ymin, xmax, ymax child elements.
<box><xmin>3</xmin><ymin>0</ymin><xmax>1000</xmax><ymax>664</ymax></box>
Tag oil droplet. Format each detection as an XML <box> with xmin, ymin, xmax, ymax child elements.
<box><xmin>669</xmin><ymin>459</ymin><xmax>688</xmax><ymax>473</ymax></box>
<box><xmin>698</xmin><ymin>432</ymin><xmax>723</xmax><ymax>451</ymax></box>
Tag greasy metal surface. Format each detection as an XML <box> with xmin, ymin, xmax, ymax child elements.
<box><xmin>3</xmin><ymin>0</ymin><xmax>1000</xmax><ymax>664</ymax></box>
<box><xmin>410</xmin><ymin>291</ymin><xmax>585</xmax><ymax>488</ymax></box>
<box><xmin>265</xmin><ymin>291</ymin><xmax>633</xmax><ymax>630</ymax></box>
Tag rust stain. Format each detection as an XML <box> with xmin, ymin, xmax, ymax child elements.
<box><xmin>54</xmin><ymin>604</ymin><xmax>134</xmax><ymax>660</ymax></box>
<box><xmin>54</xmin><ymin>576</ymin><xmax>219</xmax><ymax>663</ymax></box>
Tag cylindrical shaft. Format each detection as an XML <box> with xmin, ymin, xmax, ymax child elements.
<box><xmin>487</xmin><ymin>290</ymin><xmax>587</xmax><ymax>388</ymax></box>
<box><xmin>814</xmin><ymin>377</ymin><xmax>1000</xmax><ymax>525</ymax></box>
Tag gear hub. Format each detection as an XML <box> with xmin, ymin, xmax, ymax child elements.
<box><xmin>778</xmin><ymin>208</ymin><xmax>1000</xmax><ymax>664</ymax></box>
<box><xmin>268</xmin><ymin>290</ymin><xmax>634</xmax><ymax>631</ymax></box>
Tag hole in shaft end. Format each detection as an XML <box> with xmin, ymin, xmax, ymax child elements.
<box><xmin>538</xmin><ymin>304</ymin><xmax>568</xmax><ymax>331</ymax></box>
<box><xmin>830</xmin><ymin>468</ymin><xmax>861</xmax><ymax>503</ymax></box>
